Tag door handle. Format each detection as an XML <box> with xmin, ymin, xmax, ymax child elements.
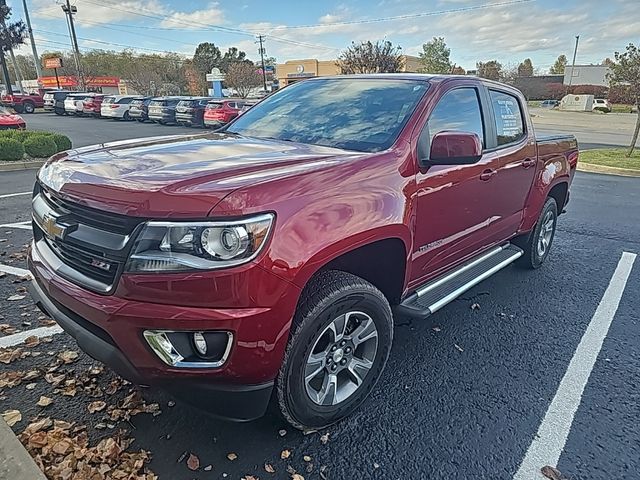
<box><xmin>522</xmin><ymin>158</ymin><xmax>536</xmax><ymax>169</ymax></box>
<box><xmin>480</xmin><ymin>169</ymin><xmax>496</xmax><ymax>181</ymax></box>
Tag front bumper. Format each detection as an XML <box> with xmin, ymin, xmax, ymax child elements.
<box><xmin>28</xmin><ymin>240</ymin><xmax>300</xmax><ymax>421</ymax></box>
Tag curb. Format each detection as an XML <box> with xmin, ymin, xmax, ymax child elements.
<box><xmin>0</xmin><ymin>160</ymin><xmax>44</xmax><ymax>172</ymax></box>
<box><xmin>0</xmin><ymin>417</ymin><xmax>47</xmax><ymax>480</ymax></box>
<box><xmin>577</xmin><ymin>162</ymin><xmax>640</xmax><ymax>178</ymax></box>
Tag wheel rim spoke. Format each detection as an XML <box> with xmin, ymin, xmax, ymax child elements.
<box><xmin>327</xmin><ymin>313</ymin><xmax>348</xmax><ymax>342</ymax></box>
<box><xmin>347</xmin><ymin>357</ymin><xmax>373</xmax><ymax>386</ymax></box>
<box><xmin>316</xmin><ymin>373</ymin><xmax>338</xmax><ymax>405</ymax></box>
<box><xmin>351</xmin><ymin>317</ymin><xmax>378</xmax><ymax>346</ymax></box>
<box><xmin>304</xmin><ymin>351</ymin><xmax>325</xmax><ymax>382</ymax></box>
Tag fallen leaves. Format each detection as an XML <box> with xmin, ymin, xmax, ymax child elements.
<box><xmin>24</xmin><ymin>335</ymin><xmax>40</xmax><ymax>348</ymax></box>
<box><xmin>280</xmin><ymin>449</ymin><xmax>291</xmax><ymax>459</ymax></box>
<box><xmin>265</xmin><ymin>463</ymin><xmax>275</xmax><ymax>473</ymax></box>
<box><xmin>471</xmin><ymin>303</ymin><xmax>481</xmax><ymax>310</ymax></box>
<box><xmin>186</xmin><ymin>453</ymin><xmax>200</xmax><ymax>471</ymax></box>
<box><xmin>2</xmin><ymin>409</ymin><xmax>21</xmax><ymax>426</ymax></box>
<box><xmin>227</xmin><ymin>452</ymin><xmax>238</xmax><ymax>461</ymax></box>
<box><xmin>7</xmin><ymin>294</ymin><xmax>25</xmax><ymax>301</ymax></box>
<box><xmin>57</xmin><ymin>350</ymin><xmax>79</xmax><ymax>364</ymax></box>
<box><xmin>0</xmin><ymin>323</ymin><xmax>17</xmax><ymax>335</ymax></box>
<box><xmin>319</xmin><ymin>432</ymin><xmax>330</xmax><ymax>445</ymax></box>
<box><xmin>0</xmin><ymin>347</ymin><xmax>30</xmax><ymax>364</ymax></box>
<box><xmin>541</xmin><ymin>465</ymin><xmax>568</xmax><ymax>480</ymax></box>
<box><xmin>19</xmin><ymin>418</ymin><xmax>157</xmax><ymax>480</ymax></box>
<box><xmin>0</xmin><ymin>370</ymin><xmax>39</xmax><ymax>388</ymax></box>
<box><xmin>87</xmin><ymin>401</ymin><xmax>107</xmax><ymax>413</ymax></box>
<box><xmin>37</xmin><ymin>396</ymin><xmax>53</xmax><ymax>407</ymax></box>
<box><xmin>292</xmin><ymin>474</ymin><xmax>305</xmax><ymax>480</ymax></box>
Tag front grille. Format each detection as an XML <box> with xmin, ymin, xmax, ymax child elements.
<box><xmin>34</xmin><ymin>184</ymin><xmax>145</xmax><ymax>293</ymax></box>
<box><xmin>40</xmin><ymin>186</ymin><xmax>139</xmax><ymax>235</ymax></box>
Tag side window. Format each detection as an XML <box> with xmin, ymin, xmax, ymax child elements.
<box><xmin>428</xmin><ymin>88</ymin><xmax>484</xmax><ymax>146</ymax></box>
<box><xmin>489</xmin><ymin>90</ymin><xmax>525</xmax><ymax>146</ymax></box>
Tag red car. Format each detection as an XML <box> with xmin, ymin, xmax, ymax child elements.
<box><xmin>203</xmin><ymin>99</ymin><xmax>249</xmax><ymax>128</ymax></box>
<box><xmin>28</xmin><ymin>75</ymin><xmax>578</xmax><ymax>429</ymax></box>
<box><xmin>0</xmin><ymin>106</ymin><xmax>26</xmax><ymax>129</ymax></box>
<box><xmin>1</xmin><ymin>92</ymin><xmax>44</xmax><ymax>114</ymax></box>
<box><xmin>82</xmin><ymin>95</ymin><xmax>105</xmax><ymax>117</ymax></box>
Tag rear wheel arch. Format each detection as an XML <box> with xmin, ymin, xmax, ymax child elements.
<box><xmin>547</xmin><ymin>181</ymin><xmax>569</xmax><ymax>211</ymax></box>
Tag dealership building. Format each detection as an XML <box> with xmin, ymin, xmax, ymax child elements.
<box><xmin>276</xmin><ymin>56</ymin><xmax>422</xmax><ymax>86</ymax></box>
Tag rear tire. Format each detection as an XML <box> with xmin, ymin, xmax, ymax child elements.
<box><xmin>516</xmin><ymin>197</ymin><xmax>558</xmax><ymax>269</ymax></box>
<box><xmin>23</xmin><ymin>102</ymin><xmax>35</xmax><ymax>114</ymax></box>
<box><xmin>123</xmin><ymin>111</ymin><xmax>130</xmax><ymax>121</ymax></box>
<box><xmin>276</xmin><ymin>270</ymin><xmax>393</xmax><ymax>430</ymax></box>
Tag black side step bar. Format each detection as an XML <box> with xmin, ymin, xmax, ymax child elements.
<box><xmin>395</xmin><ymin>244</ymin><xmax>523</xmax><ymax>319</ymax></box>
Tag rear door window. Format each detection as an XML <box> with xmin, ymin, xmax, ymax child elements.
<box><xmin>489</xmin><ymin>90</ymin><xmax>525</xmax><ymax>146</ymax></box>
<box><xmin>118</xmin><ymin>97</ymin><xmax>134</xmax><ymax>104</ymax></box>
<box><xmin>103</xmin><ymin>97</ymin><xmax>115</xmax><ymax>104</ymax></box>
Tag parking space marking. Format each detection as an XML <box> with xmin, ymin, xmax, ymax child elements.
<box><xmin>0</xmin><ymin>221</ymin><xmax>31</xmax><ymax>230</ymax></box>
<box><xmin>0</xmin><ymin>192</ymin><xmax>30</xmax><ymax>199</ymax></box>
<box><xmin>0</xmin><ymin>264</ymin><xmax>31</xmax><ymax>278</ymax></box>
<box><xmin>514</xmin><ymin>251</ymin><xmax>637</xmax><ymax>479</ymax></box>
<box><xmin>0</xmin><ymin>325</ymin><xmax>64</xmax><ymax>348</ymax></box>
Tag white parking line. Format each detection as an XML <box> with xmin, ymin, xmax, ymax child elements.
<box><xmin>0</xmin><ymin>192</ymin><xmax>30</xmax><ymax>199</ymax></box>
<box><xmin>0</xmin><ymin>221</ymin><xmax>31</xmax><ymax>230</ymax></box>
<box><xmin>514</xmin><ymin>251</ymin><xmax>637</xmax><ymax>479</ymax></box>
<box><xmin>0</xmin><ymin>264</ymin><xmax>31</xmax><ymax>278</ymax></box>
<box><xmin>0</xmin><ymin>325</ymin><xmax>64</xmax><ymax>348</ymax></box>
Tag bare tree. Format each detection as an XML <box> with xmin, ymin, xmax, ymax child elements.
<box><xmin>337</xmin><ymin>40</ymin><xmax>404</xmax><ymax>74</ymax></box>
<box><xmin>609</xmin><ymin>43</ymin><xmax>640</xmax><ymax>157</ymax></box>
<box><xmin>224</xmin><ymin>62</ymin><xmax>261</xmax><ymax>98</ymax></box>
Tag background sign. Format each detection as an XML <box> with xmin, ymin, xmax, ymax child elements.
<box><xmin>43</xmin><ymin>57</ymin><xmax>63</xmax><ymax>69</ymax></box>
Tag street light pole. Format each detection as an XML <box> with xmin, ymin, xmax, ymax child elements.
<box><xmin>22</xmin><ymin>0</ymin><xmax>41</xmax><ymax>79</ymax></box>
<box><xmin>566</xmin><ymin>35</ymin><xmax>580</xmax><ymax>94</ymax></box>
<box><xmin>257</xmin><ymin>34</ymin><xmax>267</xmax><ymax>92</ymax></box>
<box><xmin>62</xmin><ymin>0</ymin><xmax>83</xmax><ymax>88</ymax></box>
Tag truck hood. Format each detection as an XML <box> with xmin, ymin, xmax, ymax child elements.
<box><xmin>38</xmin><ymin>133</ymin><xmax>360</xmax><ymax>217</ymax></box>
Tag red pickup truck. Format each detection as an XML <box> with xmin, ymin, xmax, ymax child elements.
<box><xmin>28</xmin><ymin>75</ymin><xmax>578</xmax><ymax>429</ymax></box>
<box><xmin>1</xmin><ymin>92</ymin><xmax>44</xmax><ymax>114</ymax></box>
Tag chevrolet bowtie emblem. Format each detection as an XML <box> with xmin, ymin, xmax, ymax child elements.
<box><xmin>41</xmin><ymin>213</ymin><xmax>69</xmax><ymax>240</ymax></box>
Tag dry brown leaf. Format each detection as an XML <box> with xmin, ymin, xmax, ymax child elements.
<box><xmin>319</xmin><ymin>432</ymin><xmax>330</xmax><ymax>445</ymax></box>
<box><xmin>58</xmin><ymin>350</ymin><xmax>79</xmax><ymax>364</ymax></box>
<box><xmin>37</xmin><ymin>396</ymin><xmax>53</xmax><ymax>407</ymax></box>
<box><xmin>242</xmin><ymin>476</ymin><xmax>258</xmax><ymax>480</ymax></box>
<box><xmin>265</xmin><ymin>463</ymin><xmax>275</xmax><ymax>473</ymax></box>
<box><xmin>44</xmin><ymin>373</ymin><xmax>66</xmax><ymax>386</ymax></box>
<box><xmin>0</xmin><ymin>348</ymin><xmax>25</xmax><ymax>364</ymax></box>
<box><xmin>187</xmin><ymin>453</ymin><xmax>200</xmax><ymax>471</ymax></box>
<box><xmin>7</xmin><ymin>294</ymin><xmax>26</xmax><ymax>301</ymax></box>
<box><xmin>280</xmin><ymin>449</ymin><xmax>291</xmax><ymax>459</ymax></box>
<box><xmin>227</xmin><ymin>452</ymin><xmax>238</xmax><ymax>461</ymax></box>
<box><xmin>24</xmin><ymin>335</ymin><xmax>40</xmax><ymax>348</ymax></box>
<box><xmin>292</xmin><ymin>474</ymin><xmax>305</xmax><ymax>480</ymax></box>
<box><xmin>2</xmin><ymin>409</ymin><xmax>21</xmax><ymax>426</ymax></box>
<box><xmin>471</xmin><ymin>303</ymin><xmax>480</xmax><ymax>310</ymax></box>
<box><xmin>0</xmin><ymin>323</ymin><xmax>17</xmax><ymax>334</ymax></box>
<box><xmin>303</xmin><ymin>455</ymin><xmax>312</xmax><ymax>462</ymax></box>
<box><xmin>541</xmin><ymin>465</ymin><xmax>566</xmax><ymax>480</ymax></box>
<box><xmin>88</xmin><ymin>401</ymin><xmax>107</xmax><ymax>413</ymax></box>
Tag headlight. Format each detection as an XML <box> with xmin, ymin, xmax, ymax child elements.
<box><xmin>125</xmin><ymin>213</ymin><xmax>274</xmax><ymax>272</ymax></box>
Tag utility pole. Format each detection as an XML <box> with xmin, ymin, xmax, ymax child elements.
<box><xmin>257</xmin><ymin>34</ymin><xmax>267</xmax><ymax>92</ymax></box>
<box><xmin>0</xmin><ymin>0</ymin><xmax>20</xmax><ymax>94</ymax></box>
<box><xmin>22</xmin><ymin>0</ymin><xmax>41</xmax><ymax>79</ymax></box>
<box><xmin>566</xmin><ymin>35</ymin><xmax>580</xmax><ymax>94</ymax></box>
<box><xmin>62</xmin><ymin>0</ymin><xmax>82</xmax><ymax>88</ymax></box>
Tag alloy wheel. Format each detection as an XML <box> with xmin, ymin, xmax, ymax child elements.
<box><xmin>536</xmin><ymin>210</ymin><xmax>555</xmax><ymax>257</ymax></box>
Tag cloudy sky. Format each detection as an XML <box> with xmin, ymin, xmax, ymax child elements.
<box><xmin>7</xmin><ymin>0</ymin><xmax>640</xmax><ymax>72</ymax></box>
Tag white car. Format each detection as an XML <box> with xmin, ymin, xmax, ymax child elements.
<box><xmin>63</xmin><ymin>93</ymin><xmax>90</xmax><ymax>115</ymax></box>
<box><xmin>592</xmin><ymin>98</ymin><xmax>611</xmax><ymax>112</ymax></box>
<box><xmin>100</xmin><ymin>95</ymin><xmax>138</xmax><ymax>120</ymax></box>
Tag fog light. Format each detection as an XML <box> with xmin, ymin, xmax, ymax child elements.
<box><xmin>193</xmin><ymin>332</ymin><xmax>207</xmax><ymax>356</ymax></box>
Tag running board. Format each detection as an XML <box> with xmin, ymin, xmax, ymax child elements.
<box><xmin>395</xmin><ymin>244</ymin><xmax>523</xmax><ymax>319</ymax></box>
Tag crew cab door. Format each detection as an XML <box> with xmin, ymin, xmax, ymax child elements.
<box><xmin>409</xmin><ymin>85</ymin><xmax>497</xmax><ymax>287</ymax></box>
<box><xmin>481</xmin><ymin>88</ymin><xmax>538</xmax><ymax>238</ymax></box>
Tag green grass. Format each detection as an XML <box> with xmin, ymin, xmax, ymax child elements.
<box><xmin>580</xmin><ymin>148</ymin><xmax>640</xmax><ymax>171</ymax></box>
<box><xmin>611</xmin><ymin>104</ymin><xmax>636</xmax><ymax>114</ymax></box>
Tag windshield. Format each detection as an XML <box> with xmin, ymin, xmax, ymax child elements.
<box><xmin>227</xmin><ymin>78</ymin><xmax>429</xmax><ymax>152</ymax></box>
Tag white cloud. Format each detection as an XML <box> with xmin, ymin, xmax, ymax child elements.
<box><xmin>159</xmin><ymin>2</ymin><xmax>225</xmax><ymax>29</ymax></box>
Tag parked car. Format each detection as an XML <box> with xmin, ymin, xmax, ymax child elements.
<box><xmin>64</xmin><ymin>93</ymin><xmax>91</xmax><ymax>116</ymax></box>
<box><xmin>0</xmin><ymin>106</ymin><xmax>25</xmax><ymax>129</ymax></box>
<box><xmin>128</xmin><ymin>97</ymin><xmax>153</xmax><ymax>122</ymax></box>
<box><xmin>540</xmin><ymin>99</ymin><xmax>559</xmax><ymax>109</ymax></box>
<box><xmin>592</xmin><ymin>98</ymin><xmax>611</xmax><ymax>113</ymax></box>
<box><xmin>203</xmin><ymin>99</ymin><xmax>248</xmax><ymax>128</ymax></box>
<box><xmin>100</xmin><ymin>95</ymin><xmax>139</xmax><ymax>120</ymax></box>
<box><xmin>28</xmin><ymin>75</ymin><xmax>578</xmax><ymax>429</ymax></box>
<box><xmin>148</xmin><ymin>96</ymin><xmax>183</xmax><ymax>124</ymax></box>
<box><xmin>82</xmin><ymin>94</ymin><xmax>105</xmax><ymax>117</ymax></box>
<box><xmin>43</xmin><ymin>90</ymin><xmax>72</xmax><ymax>115</ymax></box>
<box><xmin>1</xmin><ymin>92</ymin><xmax>44</xmax><ymax>114</ymax></box>
<box><xmin>175</xmin><ymin>97</ymin><xmax>212</xmax><ymax>127</ymax></box>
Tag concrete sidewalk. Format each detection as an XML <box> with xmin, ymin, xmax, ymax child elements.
<box><xmin>0</xmin><ymin>417</ymin><xmax>46</xmax><ymax>480</ymax></box>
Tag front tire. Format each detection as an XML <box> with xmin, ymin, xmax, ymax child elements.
<box><xmin>23</xmin><ymin>102</ymin><xmax>35</xmax><ymax>114</ymax></box>
<box><xmin>516</xmin><ymin>197</ymin><xmax>558</xmax><ymax>269</ymax></box>
<box><xmin>276</xmin><ymin>270</ymin><xmax>393</xmax><ymax>430</ymax></box>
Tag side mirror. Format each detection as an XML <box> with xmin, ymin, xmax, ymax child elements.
<box><xmin>427</xmin><ymin>131</ymin><xmax>483</xmax><ymax>165</ymax></box>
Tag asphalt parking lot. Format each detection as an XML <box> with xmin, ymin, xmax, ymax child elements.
<box><xmin>1</xmin><ymin>164</ymin><xmax>639</xmax><ymax>478</ymax></box>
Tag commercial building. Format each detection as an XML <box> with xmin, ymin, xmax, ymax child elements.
<box><xmin>563</xmin><ymin>65</ymin><xmax>611</xmax><ymax>87</ymax></box>
<box><xmin>276</xmin><ymin>55</ymin><xmax>422</xmax><ymax>87</ymax></box>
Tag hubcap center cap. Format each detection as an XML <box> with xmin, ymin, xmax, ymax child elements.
<box><xmin>332</xmin><ymin>348</ymin><xmax>344</xmax><ymax>363</ymax></box>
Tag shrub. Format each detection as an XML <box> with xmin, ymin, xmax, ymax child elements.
<box><xmin>23</xmin><ymin>135</ymin><xmax>58</xmax><ymax>158</ymax></box>
<box><xmin>0</xmin><ymin>138</ymin><xmax>25</xmax><ymax>161</ymax></box>
<box><xmin>593</xmin><ymin>106</ymin><xmax>610</xmax><ymax>113</ymax></box>
<box><xmin>48</xmin><ymin>133</ymin><xmax>72</xmax><ymax>152</ymax></box>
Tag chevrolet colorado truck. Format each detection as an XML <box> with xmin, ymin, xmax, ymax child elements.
<box><xmin>1</xmin><ymin>92</ymin><xmax>44</xmax><ymax>114</ymax></box>
<box><xmin>28</xmin><ymin>75</ymin><xmax>578</xmax><ymax>430</ymax></box>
